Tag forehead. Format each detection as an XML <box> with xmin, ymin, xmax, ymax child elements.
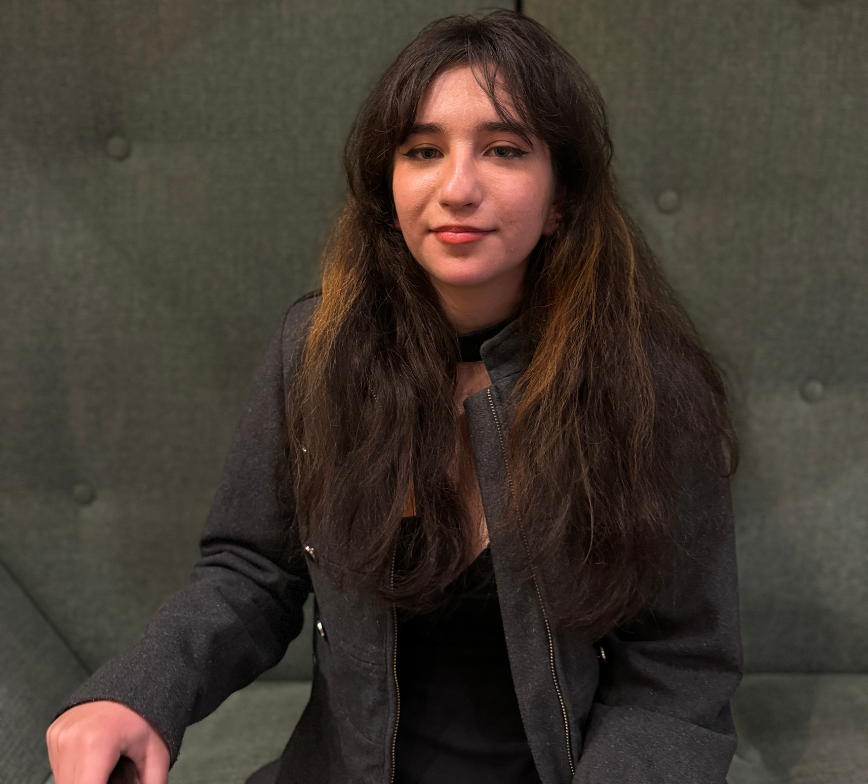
<box><xmin>414</xmin><ymin>65</ymin><xmax>518</xmax><ymax>124</ymax></box>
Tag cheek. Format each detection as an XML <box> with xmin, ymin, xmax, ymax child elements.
<box><xmin>501</xmin><ymin>176</ymin><xmax>553</xmax><ymax>235</ymax></box>
<box><xmin>392</xmin><ymin>171</ymin><xmax>428</xmax><ymax>229</ymax></box>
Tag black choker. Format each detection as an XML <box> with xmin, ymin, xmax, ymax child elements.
<box><xmin>456</xmin><ymin>313</ymin><xmax>519</xmax><ymax>362</ymax></box>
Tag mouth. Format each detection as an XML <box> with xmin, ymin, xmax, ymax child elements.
<box><xmin>430</xmin><ymin>225</ymin><xmax>494</xmax><ymax>245</ymax></box>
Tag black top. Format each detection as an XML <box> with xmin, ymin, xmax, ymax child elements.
<box><xmin>393</xmin><ymin>544</ymin><xmax>541</xmax><ymax>784</ymax></box>
<box><xmin>456</xmin><ymin>312</ymin><xmax>520</xmax><ymax>362</ymax></box>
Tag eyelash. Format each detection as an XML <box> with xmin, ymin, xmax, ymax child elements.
<box><xmin>403</xmin><ymin>145</ymin><xmax>527</xmax><ymax>160</ymax></box>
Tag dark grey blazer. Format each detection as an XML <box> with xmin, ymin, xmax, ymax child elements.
<box><xmin>61</xmin><ymin>290</ymin><xmax>743</xmax><ymax>784</ymax></box>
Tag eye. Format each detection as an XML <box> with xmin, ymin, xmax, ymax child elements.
<box><xmin>404</xmin><ymin>147</ymin><xmax>440</xmax><ymax>160</ymax></box>
<box><xmin>489</xmin><ymin>145</ymin><xmax>527</xmax><ymax>159</ymax></box>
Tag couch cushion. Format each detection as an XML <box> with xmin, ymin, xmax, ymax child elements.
<box><xmin>729</xmin><ymin>674</ymin><xmax>868</xmax><ymax>784</ymax></box>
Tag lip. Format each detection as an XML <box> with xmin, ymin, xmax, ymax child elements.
<box><xmin>430</xmin><ymin>225</ymin><xmax>494</xmax><ymax>245</ymax></box>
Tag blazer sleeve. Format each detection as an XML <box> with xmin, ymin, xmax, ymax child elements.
<box><xmin>573</xmin><ymin>441</ymin><xmax>744</xmax><ymax>783</ymax></box>
<box><xmin>57</xmin><ymin>299</ymin><xmax>317</xmax><ymax>766</ymax></box>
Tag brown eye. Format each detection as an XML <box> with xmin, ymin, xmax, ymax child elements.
<box><xmin>404</xmin><ymin>147</ymin><xmax>439</xmax><ymax>160</ymax></box>
<box><xmin>490</xmin><ymin>146</ymin><xmax>525</xmax><ymax>158</ymax></box>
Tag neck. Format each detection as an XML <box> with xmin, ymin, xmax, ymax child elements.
<box><xmin>431</xmin><ymin>263</ymin><xmax>526</xmax><ymax>334</ymax></box>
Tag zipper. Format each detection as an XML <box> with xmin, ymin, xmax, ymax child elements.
<box><xmin>486</xmin><ymin>387</ymin><xmax>575</xmax><ymax>776</ymax></box>
<box><xmin>389</xmin><ymin>546</ymin><xmax>400</xmax><ymax>784</ymax></box>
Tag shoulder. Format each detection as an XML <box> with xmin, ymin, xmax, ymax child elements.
<box><xmin>283</xmin><ymin>287</ymin><xmax>322</xmax><ymax>335</ymax></box>
<box><xmin>275</xmin><ymin>287</ymin><xmax>322</xmax><ymax>381</ymax></box>
<box><xmin>290</xmin><ymin>287</ymin><xmax>323</xmax><ymax>307</ymax></box>
<box><xmin>280</xmin><ymin>287</ymin><xmax>322</xmax><ymax>344</ymax></box>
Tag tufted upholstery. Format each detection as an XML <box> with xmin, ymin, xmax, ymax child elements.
<box><xmin>2</xmin><ymin>2</ymin><xmax>865</xmax><ymax>783</ymax></box>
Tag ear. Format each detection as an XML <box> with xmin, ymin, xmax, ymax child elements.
<box><xmin>542</xmin><ymin>183</ymin><xmax>566</xmax><ymax>236</ymax></box>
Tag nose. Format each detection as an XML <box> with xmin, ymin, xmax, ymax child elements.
<box><xmin>438</xmin><ymin>146</ymin><xmax>482</xmax><ymax>210</ymax></box>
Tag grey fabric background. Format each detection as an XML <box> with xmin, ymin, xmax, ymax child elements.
<box><xmin>1</xmin><ymin>1</ymin><xmax>865</xmax><ymax>783</ymax></box>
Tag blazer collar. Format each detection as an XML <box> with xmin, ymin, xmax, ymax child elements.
<box><xmin>478</xmin><ymin>308</ymin><xmax>534</xmax><ymax>386</ymax></box>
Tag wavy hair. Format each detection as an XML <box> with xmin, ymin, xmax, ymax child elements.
<box><xmin>284</xmin><ymin>10</ymin><xmax>737</xmax><ymax>638</ymax></box>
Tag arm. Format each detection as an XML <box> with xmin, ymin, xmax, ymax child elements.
<box><xmin>574</xmin><ymin>445</ymin><xmax>743</xmax><ymax>783</ymax></box>
<box><xmin>53</xmin><ymin>299</ymin><xmax>316</xmax><ymax>766</ymax></box>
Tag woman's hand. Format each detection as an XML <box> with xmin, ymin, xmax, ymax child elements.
<box><xmin>46</xmin><ymin>700</ymin><xmax>170</xmax><ymax>784</ymax></box>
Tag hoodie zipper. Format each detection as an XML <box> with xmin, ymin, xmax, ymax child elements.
<box><xmin>486</xmin><ymin>387</ymin><xmax>575</xmax><ymax>777</ymax></box>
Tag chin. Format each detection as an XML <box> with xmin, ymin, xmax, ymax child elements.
<box><xmin>427</xmin><ymin>263</ymin><xmax>507</xmax><ymax>289</ymax></box>
<box><xmin>432</xmin><ymin>273</ymin><xmax>502</xmax><ymax>290</ymax></box>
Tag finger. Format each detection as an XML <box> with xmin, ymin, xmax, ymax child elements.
<box><xmin>131</xmin><ymin>741</ymin><xmax>170</xmax><ymax>784</ymax></box>
<box><xmin>46</xmin><ymin>732</ymin><xmax>78</xmax><ymax>784</ymax></box>
<box><xmin>47</xmin><ymin>729</ymin><xmax>119</xmax><ymax>784</ymax></box>
<box><xmin>46</xmin><ymin>720</ymin><xmax>66</xmax><ymax>775</ymax></box>
<box><xmin>69</xmin><ymin>747</ymin><xmax>123</xmax><ymax>784</ymax></box>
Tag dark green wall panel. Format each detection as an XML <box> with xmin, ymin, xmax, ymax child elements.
<box><xmin>0</xmin><ymin>0</ymin><xmax>510</xmax><ymax>680</ymax></box>
<box><xmin>526</xmin><ymin>0</ymin><xmax>868</xmax><ymax>671</ymax></box>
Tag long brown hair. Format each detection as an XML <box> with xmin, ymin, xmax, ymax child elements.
<box><xmin>284</xmin><ymin>10</ymin><xmax>737</xmax><ymax>639</ymax></box>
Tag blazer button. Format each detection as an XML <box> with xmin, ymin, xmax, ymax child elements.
<box><xmin>304</xmin><ymin>544</ymin><xmax>317</xmax><ymax>563</ymax></box>
<box><xmin>316</xmin><ymin>621</ymin><xmax>327</xmax><ymax>639</ymax></box>
<box><xmin>597</xmin><ymin>644</ymin><xmax>607</xmax><ymax>662</ymax></box>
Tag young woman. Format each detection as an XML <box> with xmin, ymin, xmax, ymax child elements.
<box><xmin>47</xmin><ymin>10</ymin><xmax>742</xmax><ymax>784</ymax></box>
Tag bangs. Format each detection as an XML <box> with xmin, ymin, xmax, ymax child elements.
<box><xmin>389</xmin><ymin>38</ymin><xmax>541</xmax><ymax>154</ymax></box>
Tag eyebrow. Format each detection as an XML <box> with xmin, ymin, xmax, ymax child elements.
<box><xmin>405</xmin><ymin>120</ymin><xmax>532</xmax><ymax>142</ymax></box>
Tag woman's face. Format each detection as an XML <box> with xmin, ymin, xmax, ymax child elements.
<box><xmin>392</xmin><ymin>65</ymin><xmax>562</xmax><ymax>328</ymax></box>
